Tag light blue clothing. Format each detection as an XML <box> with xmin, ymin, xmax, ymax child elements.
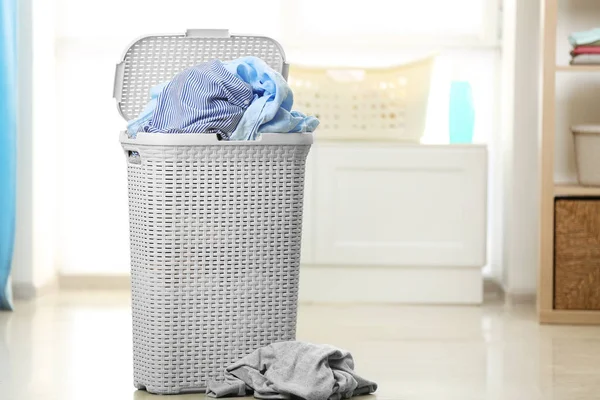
<box><xmin>127</xmin><ymin>82</ymin><xmax>168</xmax><ymax>138</ymax></box>
<box><xmin>127</xmin><ymin>57</ymin><xmax>318</xmax><ymax>141</ymax></box>
<box><xmin>224</xmin><ymin>57</ymin><xmax>319</xmax><ymax>141</ymax></box>
<box><xmin>0</xmin><ymin>0</ymin><xmax>17</xmax><ymax>310</ymax></box>
<box><xmin>132</xmin><ymin>60</ymin><xmax>254</xmax><ymax>139</ymax></box>
<box><xmin>569</xmin><ymin>28</ymin><xmax>600</xmax><ymax>47</ymax></box>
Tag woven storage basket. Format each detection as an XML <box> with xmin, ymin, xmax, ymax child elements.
<box><xmin>114</xmin><ymin>29</ymin><xmax>312</xmax><ymax>394</ymax></box>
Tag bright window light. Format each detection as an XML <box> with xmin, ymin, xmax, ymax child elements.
<box><xmin>53</xmin><ymin>0</ymin><xmax>500</xmax><ymax>275</ymax></box>
<box><xmin>293</xmin><ymin>0</ymin><xmax>486</xmax><ymax>37</ymax></box>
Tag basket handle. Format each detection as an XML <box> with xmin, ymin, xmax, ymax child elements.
<box><xmin>185</xmin><ymin>29</ymin><xmax>230</xmax><ymax>38</ymax></box>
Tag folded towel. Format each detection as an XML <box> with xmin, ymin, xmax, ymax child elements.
<box><xmin>571</xmin><ymin>54</ymin><xmax>600</xmax><ymax>65</ymax></box>
<box><xmin>571</xmin><ymin>46</ymin><xmax>600</xmax><ymax>55</ymax></box>
<box><xmin>206</xmin><ymin>341</ymin><xmax>377</xmax><ymax>400</ymax></box>
<box><xmin>569</xmin><ymin>28</ymin><xmax>600</xmax><ymax>47</ymax></box>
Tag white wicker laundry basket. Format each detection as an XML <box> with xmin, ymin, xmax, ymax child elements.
<box><xmin>114</xmin><ymin>29</ymin><xmax>312</xmax><ymax>394</ymax></box>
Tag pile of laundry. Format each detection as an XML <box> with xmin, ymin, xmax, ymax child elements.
<box><xmin>206</xmin><ymin>341</ymin><xmax>378</xmax><ymax>400</ymax></box>
<box><xmin>127</xmin><ymin>56</ymin><xmax>319</xmax><ymax>140</ymax></box>
<box><xmin>569</xmin><ymin>28</ymin><xmax>600</xmax><ymax>65</ymax></box>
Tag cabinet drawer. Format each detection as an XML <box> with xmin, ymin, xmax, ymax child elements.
<box><xmin>555</xmin><ymin>199</ymin><xmax>600</xmax><ymax>310</ymax></box>
<box><xmin>314</xmin><ymin>144</ymin><xmax>487</xmax><ymax>267</ymax></box>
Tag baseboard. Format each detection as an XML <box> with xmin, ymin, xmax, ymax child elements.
<box><xmin>483</xmin><ymin>278</ymin><xmax>505</xmax><ymax>301</ymax></box>
<box><xmin>499</xmin><ymin>281</ymin><xmax>536</xmax><ymax>304</ymax></box>
<box><xmin>12</xmin><ymin>278</ymin><xmax>58</xmax><ymax>300</ymax></box>
<box><xmin>505</xmin><ymin>291</ymin><xmax>536</xmax><ymax>305</ymax></box>
<box><xmin>58</xmin><ymin>274</ymin><xmax>131</xmax><ymax>290</ymax></box>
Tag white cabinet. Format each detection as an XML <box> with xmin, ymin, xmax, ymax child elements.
<box><xmin>299</xmin><ymin>142</ymin><xmax>488</xmax><ymax>304</ymax></box>
<box><xmin>312</xmin><ymin>143</ymin><xmax>487</xmax><ymax>267</ymax></box>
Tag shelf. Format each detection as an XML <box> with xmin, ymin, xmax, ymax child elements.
<box><xmin>540</xmin><ymin>309</ymin><xmax>600</xmax><ymax>325</ymax></box>
<box><xmin>556</xmin><ymin>65</ymin><xmax>600</xmax><ymax>72</ymax></box>
<box><xmin>554</xmin><ymin>184</ymin><xmax>600</xmax><ymax>197</ymax></box>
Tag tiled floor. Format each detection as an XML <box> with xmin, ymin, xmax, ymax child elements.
<box><xmin>1</xmin><ymin>290</ymin><xmax>600</xmax><ymax>400</ymax></box>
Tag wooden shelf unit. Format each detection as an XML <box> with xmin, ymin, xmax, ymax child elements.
<box><xmin>540</xmin><ymin>309</ymin><xmax>600</xmax><ymax>324</ymax></box>
<box><xmin>556</xmin><ymin>65</ymin><xmax>600</xmax><ymax>72</ymax></box>
<box><xmin>554</xmin><ymin>184</ymin><xmax>600</xmax><ymax>197</ymax></box>
<box><xmin>539</xmin><ymin>0</ymin><xmax>600</xmax><ymax>324</ymax></box>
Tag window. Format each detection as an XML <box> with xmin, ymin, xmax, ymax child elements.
<box><xmin>53</xmin><ymin>0</ymin><xmax>500</xmax><ymax>275</ymax></box>
<box><xmin>282</xmin><ymin>0</ymin><xmax>499</xmax><ymax>48</ymax></box>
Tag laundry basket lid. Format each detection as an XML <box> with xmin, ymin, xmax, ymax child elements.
<box><xmin>113</xmin><ymin>29</ymin><xmax>288</xmax><ymax>121</ymax></box>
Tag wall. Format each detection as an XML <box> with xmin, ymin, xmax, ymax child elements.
<box><xmin>494</xmin><ymin>0</ymin><xmax>600</xmax><ymax>297</ymax></box>
<box><xmin>494</xmin><ymin>0</ymin><xmax>540</xmax><ymax>296</ymax></box>
<box><xmin>496</xmin><ymin>0</ymin><xmax>600</xmax><ymax>296</ymax></box>
<box><xmin>11</xmin><ymin>0</ymin><xmax>58</xmax><ymax>297</ymax></box>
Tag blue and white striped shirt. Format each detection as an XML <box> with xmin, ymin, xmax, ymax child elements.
<box><xmin>139</xmin><ymin>60</ymin><xmax>253</xmax><ymax>139</ymax></box>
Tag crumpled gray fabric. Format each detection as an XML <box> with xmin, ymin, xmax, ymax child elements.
<box><xmin>206</xmin><ymin>341</ymin><xmax>377</xmax><ymax>400</ymax></box>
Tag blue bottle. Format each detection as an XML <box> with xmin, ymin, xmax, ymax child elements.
<box><xmin>449</xmin><ymin>81</ymin><xmax>475</xmax><ymax>144</ymax></box>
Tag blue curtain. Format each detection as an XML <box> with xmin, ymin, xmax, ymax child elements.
<box><xmin>0</xmin><ymin>0</ymin><xmax>17</xmax><ymax>310</ymax></box>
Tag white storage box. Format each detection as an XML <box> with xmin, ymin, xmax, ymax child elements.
<box><xmin>573</xmin><ymin>125</ymin><xmax>600</xmax><ymax>186</ymax></box>
<box><xmin>114</xmin><ymin>29</ymin><xmax>312</xmax><ymax>394</ymax></box>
